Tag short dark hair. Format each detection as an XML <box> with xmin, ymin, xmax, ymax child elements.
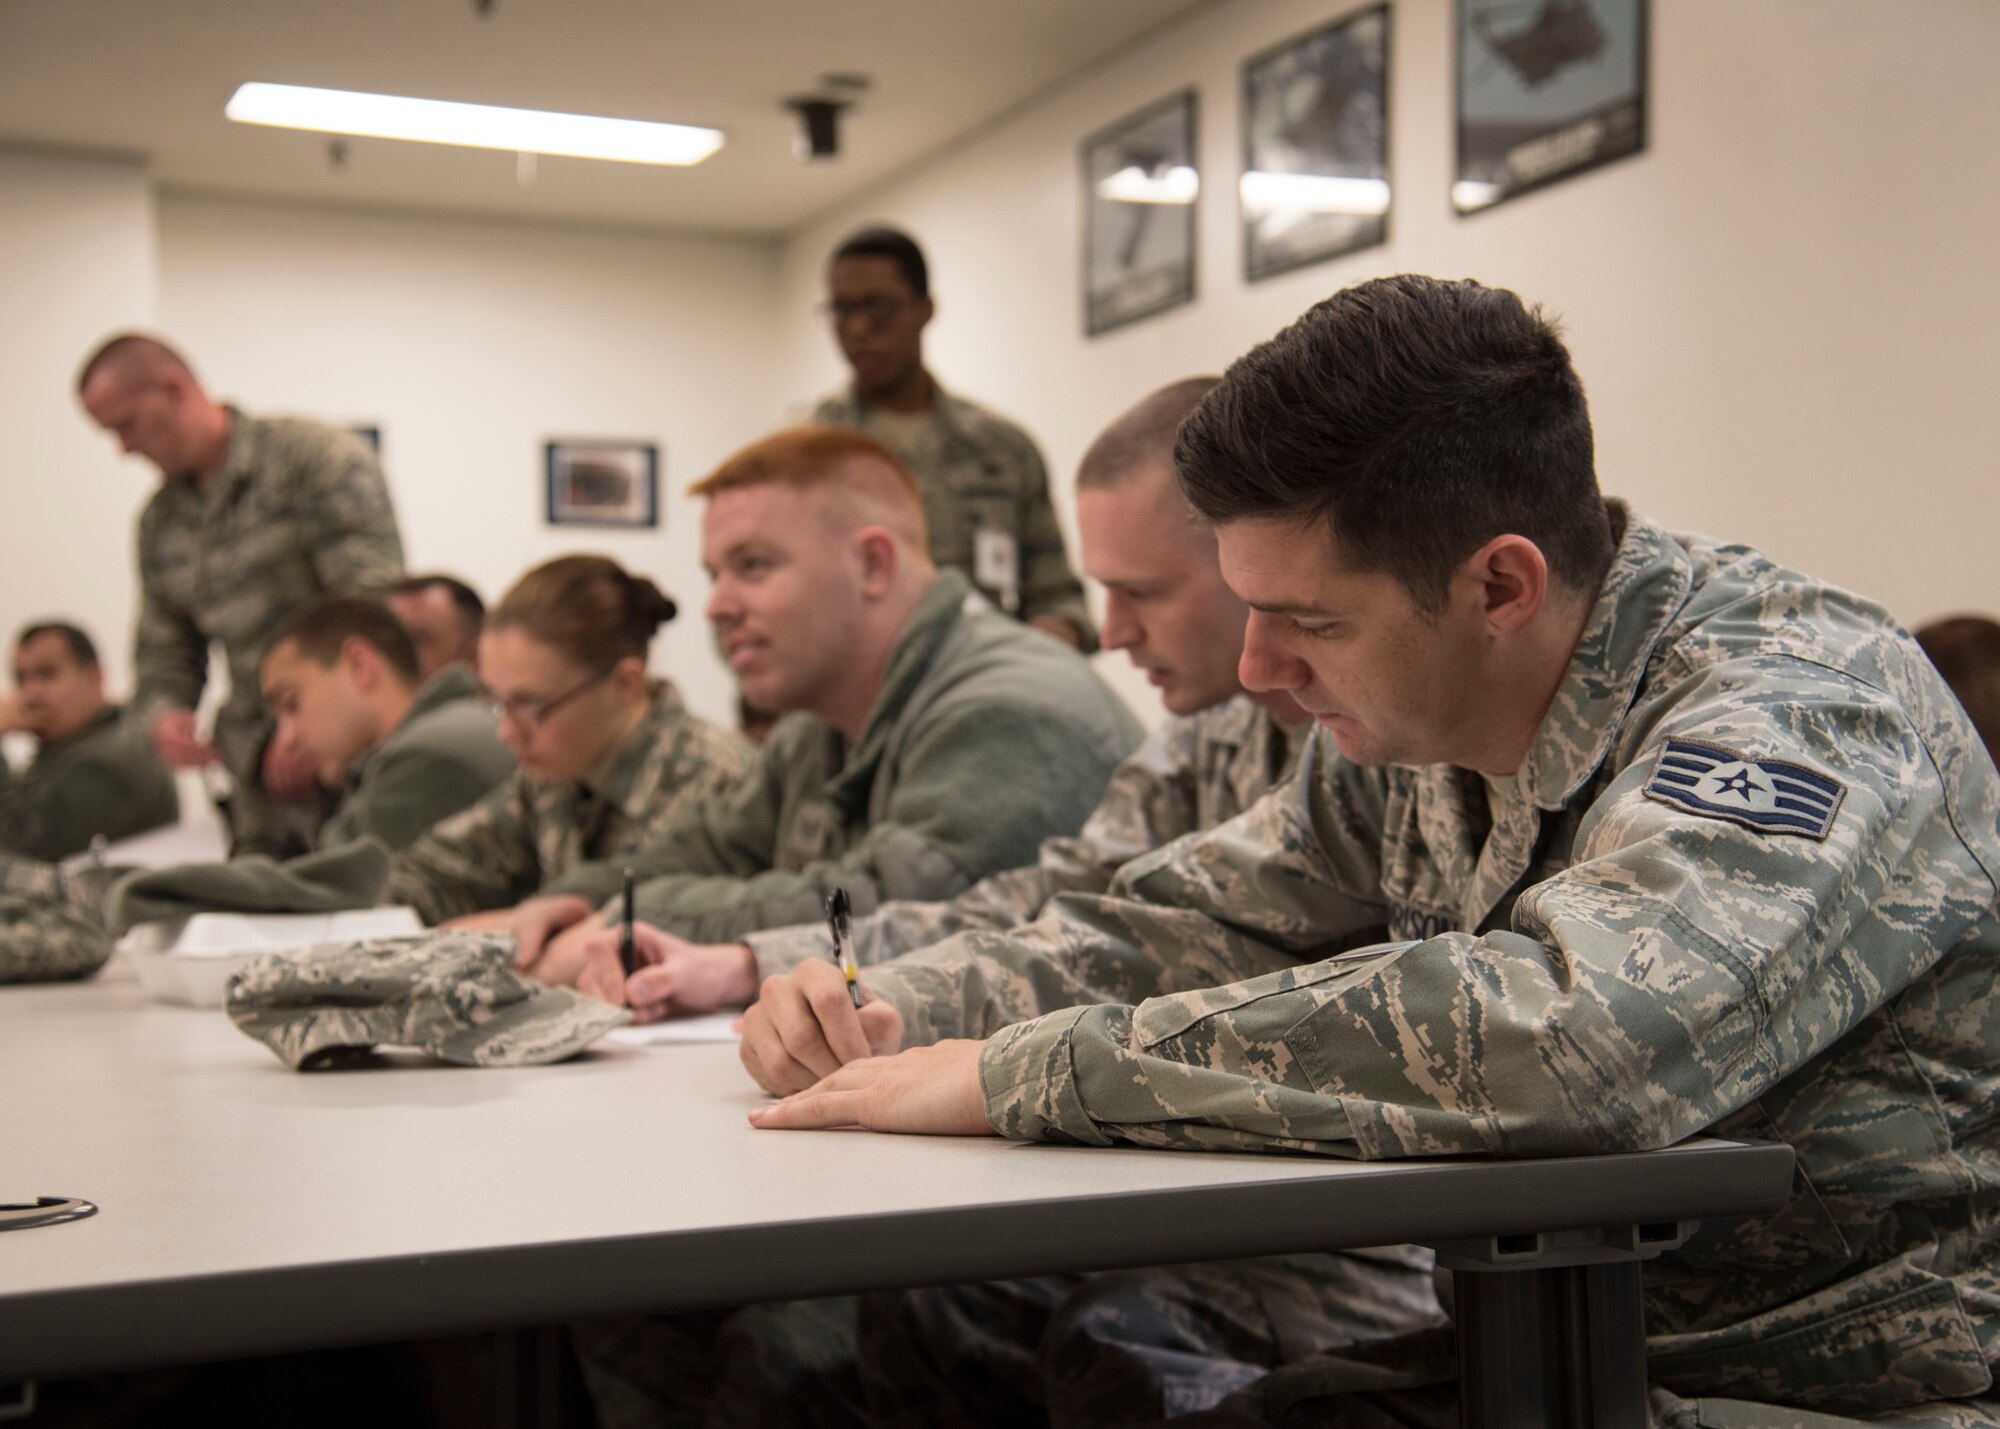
<box><xmin>1915</xmin><ymin>615</ymin><xmax>2000</xmax><ymax>753</ymax></box>
<box><xmin>1175</xmin><ymin>275</ymin><xmax>1614</xmax><ymax>613</ymax></box>
<box><xmin>15</xmin><ymin>622</ymin><xmax>99</xmax><ymax>669</ymax></box>
<box><xmin>265</xmin><ymin>596</ymin><xmax>422</xmax><ymax>686</ymax></box>
<box><xmin>390</xmin><ymin>573</ymin><xmax>486</xmax><ymax>625</ymax></box>
<box><xmin>76</xmin><ymin>333</ymin><xmax>194</xmax><ymax>396</ymax></box>
<box><xmin>831</xmin><ymin>227</ymin><xmax>929</xmax><ymax>300</ymax></box>
<box><xmin>1078</xmin><ymin>377</ymin><xmax>1223</xmax><ymax>490</ymax></box>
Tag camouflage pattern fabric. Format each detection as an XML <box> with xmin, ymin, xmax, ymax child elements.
<box><xmin>385</xmin><ymin>682</ymin><xmax>751</xmax><ymax>925</ymax></box>
<box><xmin>132</xmin><ymin>408</ymin><xmax>406</xmax><ymax>855</ymax></box>
<box><xmin>858</xmin><ymin>1247</ymin><xmax>1445</xmax><ymax>1429</ymax></box>
<box><xmin>0</xmin><ymin>704</ymin><xmax>178</xmax><ymax>861</ymax></box>
<box><xmin>1138</xmin><ymin>1339</ymin><xmax>1999</xmax><ymax>1427</ymax></box>
<box><xmin>0</xmin><ymin>674</ymin><xmax>499</xmax><ymax>983</ymax></box>
<box><xmin>735</xmin><ymin>699</ymin><xmax>1416</xmax><ymax>1429</ymax></box>
<box><xmin>959</xmin><ymin>507</ymin><xmax>2000</xmax><ymax>1422</ymax></box>
<box><xmin>550</xmin><ymin>571</ymin><xmax>1143</xmax><ymax>943</ymax></box>
<box><xmin>316</xmin><ymin>665</ymin><xmax>515</xmax><ymax>853</ymax></box>
<box><xmin>815</xmin><ymin>385</ymin><xmax>1096</xmax><ymax>646</ymax></box>
<box><xmin>743</xmin><ymin>695</ymin><xmax>1307</xmax><ymax>978</ymax></box>
<box><xmin>225</xmin><ymin>930</ymin><xmax>629</xmax><ymax>1069</ymax></box>
<box><xmin>0</xmin><ymin>855</ymin><xmax>122</xmax><ymax>983</ymax></box>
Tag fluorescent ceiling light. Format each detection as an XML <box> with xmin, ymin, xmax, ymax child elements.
<box><xmin>1239</xmin><ymin>171</ymin><xmax>1391</xmax><ymax>216</ymax></box>
<box><xmin>1452</xmin><ymin>180</ymin><xmax>1502</xmax><ymax>212</ymax></box>
<box><xmin>225</xmin><ymin>82</ymin><xmax>724</xmax><ymax>166</ymax></box>
<box><xmin>1096</xmin><ymin>164</ymin><xmax>1199</xmax><ymax>205</ymax></box>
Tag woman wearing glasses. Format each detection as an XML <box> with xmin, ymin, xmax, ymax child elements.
<box><xmin>384</xmin><ymin>555</ymin><xmax>753</xmax><ymax>926</ymax></box>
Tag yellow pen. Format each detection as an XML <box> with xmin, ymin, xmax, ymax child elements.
<box><xmin>825</xmin><ymin>887</ymin><xmax>863</xmax><ymax>1009</ymax></box>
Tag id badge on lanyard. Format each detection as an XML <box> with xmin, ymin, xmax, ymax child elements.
<box><xmin>975</xmin><ymin>526</ymin><xmax>1021</xmax><ymax>614</ymax></box>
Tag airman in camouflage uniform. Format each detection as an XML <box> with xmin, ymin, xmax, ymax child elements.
<box><xmin>815</xmin><ymin>385</ymin><xmax>1094</xmax><ymax>644</ymax></box>
<box><xmin>812</xmin><ymin>225</ymin><xmax>1093</xmax><ymax>646</ymax></box>
<box><xmin>931</xmin><ymin>510</ymin><xmax>2000</xmax><ymax>1427</ymax></box>
<box><xmin>129</xmin><ymin>409</ymin><xmax>406</xmax><ymax>855</ymax></box>
<box><xmin>545</xmin><ymin>570</ymin><xmax>1140</xmax><ymax>945</ymax></box>
<box><xmin>781</xmin><ymin>697</ymin><xmax>1442</xmax><ymax>1429</ymax></box>
<box><xmin>0</xmin><ymin>705</ymin><xmax>177</xmax><ymax>862</ymax></box>
<box><xmin>387</xmin><ymin>682</ymin><xmax>753</xmax><ymax>926</ymax></box>
<box><xmin>749</xmin><ymin>276</ymin><xmax>2000</xmax><ymax>1427</ymax></box>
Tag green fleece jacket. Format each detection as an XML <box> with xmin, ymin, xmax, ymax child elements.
<box><xmin>550</xmin><ymin>570</ymin><xmax>1144</xmax><ymax>942</ymax></box>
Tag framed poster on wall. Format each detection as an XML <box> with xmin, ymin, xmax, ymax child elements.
<box><xmin>1241</xmin><ymin>5</ymin><xmax>1391</xmax><ymax>283</ymax></box>
<box><xmin>544</xmin><ymin>439</ymin><xmax>659</xmax><ymax>529</ymax></box>
<box><xmin>1081</xmin><ymin>90</ymin><xmax>1198</xmax><ymax>337</ymax></box>
<box><xmin>1454</xmin><ymin>0</ymin><xmax>1647</xmax><ymax>215</ymax></box>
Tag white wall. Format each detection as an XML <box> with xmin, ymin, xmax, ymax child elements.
<box><xmin>775</xmin><ymin>0</ymin><xmax>2000</xmax><ymax>720</ymax></box>
<box><xmin>0</xmin><ymin>147</ymin><xmax>159</xmax><ymax>695</ymax></box>
<box><xmin>155</xmin><ymin>195</ymin><xmax>783</xmax><ymax>724</ymax></box>
<box><xmin>8</xmin><ymin>2</ymin><xmax>1994</xmax><ymax>735</ymax></box>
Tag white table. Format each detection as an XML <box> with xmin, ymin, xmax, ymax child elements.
<box><xmin>58</xmin><ymin>808</ymin><xmax>229</xmax><ymax>874</ymax></box>
<box><xmin>0</xmin><ymin>965</ymin><xmax>1795</xmax><ymax>1428</ymax></box>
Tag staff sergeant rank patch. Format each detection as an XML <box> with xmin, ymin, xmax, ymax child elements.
<box><xmin>1644</xmin><ymin>738</ymin><xmax>1846</xmax><ymax>840</ymax></box>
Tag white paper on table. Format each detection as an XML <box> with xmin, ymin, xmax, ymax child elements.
<box><xmin>169</xmin><ymin>907</ymin><xmax>425</xmax><ymax>957</ymax></box>
<box><xmin>603</xmin><ymin>1012</ymin><xmax>743</xmax><ymax>1047</ymax></box>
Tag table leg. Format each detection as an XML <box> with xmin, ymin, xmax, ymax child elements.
<box><xmin>1453</xmin><ymin>1261</ymin><xmax>1647</xmax><ymax>1429</ymax></box>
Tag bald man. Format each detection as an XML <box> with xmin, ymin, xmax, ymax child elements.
<box><xmin>77</xmin><ymin>333</ymin><xmax>406</xmax><ymax>857</ymax></box>
<box><xmin>385</xmin><ymin>573</ymin><xmax>486</xmax><ymax>680</ymax></box>
<box><xmin>505</xmin><ymin>424</ymin><xmax>1144</xmax><ymax>984</ymax></box>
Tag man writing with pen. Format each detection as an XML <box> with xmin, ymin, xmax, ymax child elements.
<box><xmin>551</xmin><ymin>380</ymin><xmax>1446</xmax><ymax>1429</ymax></box>
<box><xmin>499</xmin><ymin>424</ymin><xmax>1142</xmax><ymax>990</ymax></box>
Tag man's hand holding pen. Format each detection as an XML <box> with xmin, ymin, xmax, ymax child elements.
<box><xmin>575</xmin><ymin>923</ymin><xmax>760</xmax><ymax>1022</ymax></box>
<box><xmin>737</xmin><ymin>959</ymin><xmax>904</xmax><ymax>1096</ymax></box>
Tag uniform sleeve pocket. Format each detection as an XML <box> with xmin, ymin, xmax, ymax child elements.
<box><xmin>1132</xmin><ymin>941</ymin><xmax>1419</xmax><ymax>1050</ymax></box>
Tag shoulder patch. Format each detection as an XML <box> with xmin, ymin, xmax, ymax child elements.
<box><xmin>1643</xmin><ymin>738</ymin><xmax>1846</xmax><ymax>840</ymax></box>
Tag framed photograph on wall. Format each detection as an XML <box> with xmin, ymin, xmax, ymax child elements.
<box><xmin>1081</xmin><ymin>90</ymin><xmax>1198</xmax><ymax>337</ymax></box>
<box><xmin>544</xmin><ymin>440</ymin><xmax>659</xmax><ymax>529</ymax></box>
<box><xmin>1241</xmin><ymin>6</ymin><xmax>1391</xmax><ymax>283</ymax></box>
<box><xmin>1454</xmin><ymin>0</ymin><xmax>1647</xmax><ymax>215</ymax></box>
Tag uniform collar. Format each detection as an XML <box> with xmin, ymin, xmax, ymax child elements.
<box><xmin>580</xmin><ymin>681</ymin><xmax>686</xmax><ymax>817</ymax></box>
<box><xmin>827</xmin><ymin>378</ymin><xmax>982</xmax><ymax>443</ymax></box>
<box><xmin>1515</xmin><ymin>503</ymin><xmax>1693</xmax><ymax>811</ymax></box>
<box><xmin>36</xmin><ymin>704</ymin><xmax>122</xmax><ymax>758</ymax></box>
<box><xmin>824</xmin><ymin>569</ymin><xmax>971</xmax><ymax>802</ymax></box>
<box><xmin>346</xmin><ymin>665</ymin><xmax>482</xmax><ymax>796</ymax></box>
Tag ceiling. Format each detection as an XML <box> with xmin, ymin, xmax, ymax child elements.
<box><xmin>0</xmin><ymin>0</ymin><xmax>1212</xmax><ymax>237</ymax></box>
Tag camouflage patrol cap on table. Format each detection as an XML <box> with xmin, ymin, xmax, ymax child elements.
<box><xmin>225</xmin><ymin>929</ymin><xmax>629</xmax><ymax>1070</ymax></box>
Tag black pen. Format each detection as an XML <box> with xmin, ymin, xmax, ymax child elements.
<box><xmin>825</xmin><ymin>887</ymin><xmax>863</xmax><ymax>1009</ymax></box>
<box><xmin>620</xmin><ymin>867</ymin><xmax>636</xmax><ymax>979</ymax></box>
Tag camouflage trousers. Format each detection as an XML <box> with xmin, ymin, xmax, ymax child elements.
<box><xmin>1135</xmin><ymin>1326</ymin><xmax>2000</xmax><ymax>1429</ymax></box>
<box><xmin>570</xmin><ymin>1297</ymin><xmax>863</xmax><ymax>1429</ymax></box>
<box><xmin>855</xmin><ymin>1247</ymin><xmax>1443</xmax><ymax>1428</ymax></box>
<box><xmin>568</xmin><ymin>1250</ymin><xmax>1436</xmax><ymax>1429</ymax></box>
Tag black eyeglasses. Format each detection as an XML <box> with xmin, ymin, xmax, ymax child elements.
<box><xmin>481</xmin><ymin>663</ymin><xmax>619</xmax><ymax>732</ymax></box>
<box><xmin>817</xmin><ymin>296</ymin><xmax>914</xmax><ymax>329</ymax></box>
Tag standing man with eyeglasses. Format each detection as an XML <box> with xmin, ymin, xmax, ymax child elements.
<box><xmin>812</xmin><ymin>227</ymin><xmax>1097</xmax><ymax>649</ymax></box>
